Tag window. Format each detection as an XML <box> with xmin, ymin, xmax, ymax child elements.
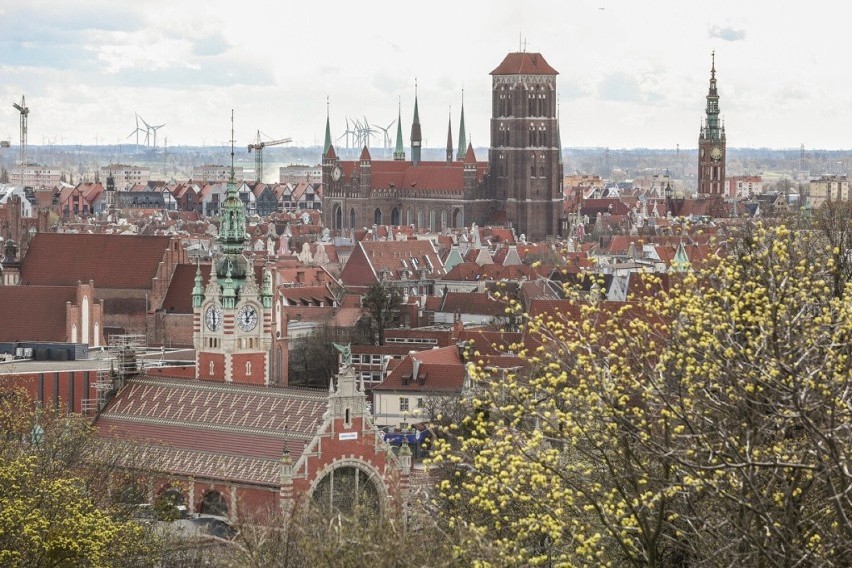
<box><xmin>399</xmin><ymin>397</ymin><xmax>409</xmax><ymax>412</ymax></box>
<box><xmin>417</xmin><ymin>398</ymin><xmax>424</xmax><ymax>408</ymax></box>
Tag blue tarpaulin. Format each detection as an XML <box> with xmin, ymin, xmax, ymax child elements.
<box><xmin>382</xmin><ymin>429</ymin><xmax>429</xmax><ymax>445</ymax></box>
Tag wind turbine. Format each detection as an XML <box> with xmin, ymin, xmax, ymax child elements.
<box><xmin>149</xmin><ymin>123</ymin><xmax>166</xmax><ymax>149</ymax></box>
<box><xmin>127</xmin><ymin>113</ymin><xmax>145</xmax><ymax>147</ymax></box>
<box><xmin>374</xmin><ymin>119</ymin><xmax>396</xmax><ymax>150</ymax></box>
<box><xmin>337</xmin><ymin>117</ymin><xmax>355</xmax><ymax>150</ymax></box>
<box><xmin>137</xmin><ymin>115</ymin><xmax>152</xmax><ymax>146</ymax></box>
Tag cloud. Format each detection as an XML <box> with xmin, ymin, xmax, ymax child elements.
<box><xmin>708</xmin><ymin>25</ymin><xmax>746</xmax><ymax>41</ymax></box>
<box><xmin>193</xmin><ymin>33</ymin><xmax>230</xmax><ymax>57</ymax></box>
<box><xmin>598</xmin><ymin>73</ymin><xmax>643</xmax><ymax>103</ymax></box>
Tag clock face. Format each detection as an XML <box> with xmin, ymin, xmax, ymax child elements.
<box><xmin>205</xmin><ymin>305</ymin><xmax>222</xmax><ymax>331</ymax></box>
<box><xmin>331</xmin><ymin>166</ymin><xmax>342</xmax><ymax>181</ymax></box>
<box><xmin>710</xmin><ymin>146</ymin><xmax>723</xmax><ymax>161</ymax></box>
<box><xmin>237</xmin><ymin>305</ymin><xmax>258</xmax><ymax>332</ymax></box>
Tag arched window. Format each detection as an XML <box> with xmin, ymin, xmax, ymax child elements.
<box><xmin>334</xmin><ymin>205</ymin><xmax>342</xmax><ymax>230</ymax></box>
<box><xmin>452</xmin><ymin>208</ymin><xmax>463</xmax><ymax>228</ymax></box>
<box><xmin>82</xmin><ymin>295</ymin><xmax>90</xmax><ymax>344</ymax></box>
<box><xmin>374</xmin><ymin>208</ymin><xmax>382</xmax><ymax>226</ymax></box>
<box><xmin>200</xmin><ymin>491</ymin><xmax>228</xmax><ymax>517</ymax></box>
<box><xmin>391</xmin><ymin>207</ymin><xmax>401</xmax><ymax>226</ymax></box>
<box><xmin>312</xmin><ymin>466</ymin><xmax>380</xmax><ymax>516</ymax></box>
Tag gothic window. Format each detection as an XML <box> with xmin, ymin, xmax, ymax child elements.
<box><xmin>374</xmin><ymin>208</ymin><xmax>382</xmax><ymax>225</ymax></box>
<box><xmin>531</xmin><ymin>154</ymin><xmax>537</xmax><ymax>178</ymax></box>
<box><xmin>529</xmin><ymin>124</ymin><xmax>536</xmax><ymax>146</ymax></box>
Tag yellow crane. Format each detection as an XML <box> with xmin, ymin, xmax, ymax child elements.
<box><xmin>247</xmin><ymin>130</ymin><xmax>292</xmax><ymax>183</ymax></box>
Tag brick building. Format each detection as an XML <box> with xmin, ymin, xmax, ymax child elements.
<box><xmin>322</xmin><ymin>51</ymin><xmax>564</xmax><ymax>241</ymax></box>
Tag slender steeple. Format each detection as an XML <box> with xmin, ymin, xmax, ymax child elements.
<box><xmin>393</xmin><ymin>99</ymin><xmax>405</xmax><ymax>161</ymax></box>
<box><xmin>323</xmin><ymin>96</ymin><xmax>332</xmax><ymax>155</ymax></box>
<box><xmin>216</xmin><ymin>110</ymin><xmax>249</xmax><ymax>283</ymax></box>
<box><xmin>410</xmin><ymin>79</ymin><xmax>422</xmax><ymax>166</ymax></box>
<box><xmin>446</xmin><ymin>106</ymin><xmax>453</xmax><ymax>163</ymax></box>
<box><xmin>701</xmin><ymin>51</ymin><xmax>722</xmax><ymax>141</ymax></box>
<box><xmin>456</xmin><ymin>89</ymin><xmax>467</xmax><ymax>161</ymax></box>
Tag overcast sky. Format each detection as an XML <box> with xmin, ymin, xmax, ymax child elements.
<box><xmin>0</xmin><ymin>0</ymin><xmax>848</xmax><ymax>151</ymax></box>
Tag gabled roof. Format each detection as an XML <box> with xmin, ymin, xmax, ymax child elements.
<box><xmin>373</xmin><ymin>346</ymin><xmax>465</xmax><ymax>393</ymax></box>
<box><xmin>21</xmin><ymin>233</ymin><xmax>173</xmax><ymax>289</ymax></box>
<box><xmin>490</xmin><ymin>52</ymin><xmax>558</xmax><ymax>76</ymax></box>
<box><xmin>437</xmin><ymin>291</ymin><xmax>507</xmax><ymax>317</ymax></box>
<box><xmin>0</xmin><ymin>286</ymin><xmax>77</xmax><ymax>342</ymax></box>
<box><xmin>96</xmin><ymin>377</ymin><xmax>327</xmax><ymax>486</ymax></box>
<box><xmin>341</xmin><ymin>240</ymin><xmax>444</xmax><ymax>287</ymax></box>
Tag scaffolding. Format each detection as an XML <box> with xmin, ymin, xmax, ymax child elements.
<box><xmin>81</xmin><ymin>335</ymin><xmax>146</xmax><ymax>416</ymax></box>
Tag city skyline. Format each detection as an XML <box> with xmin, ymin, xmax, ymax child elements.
<box><xmin>1</xmin><ymin>1</ymin><xmax>850</xmax><ymax>151</ymax></box>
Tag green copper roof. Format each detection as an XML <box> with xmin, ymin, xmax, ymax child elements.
<box><xmin>393</xmin><ymin>102</ymin><xmax>405</xmax><ymax>160</ymax></box>
<box><xmin>324</xmin><ymin>113</ymin><xmax>332</xmax><ymax>155</ymax></box>
<box><xmin>456</xmin><ymin>93</ymin><xmax>466</xmax><ymax>161</ymax></box>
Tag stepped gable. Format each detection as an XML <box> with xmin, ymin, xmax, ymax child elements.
<box><xmin>0</xmin><ymin>286</ymin><xmax>77</xmax><ymax>342</ymax></box>
<box><xmin>21</xmin><ymin>233</ymin><xmax>173</xmax><ymax>289</ymax></box>
<box><xmin>96</xmin><ymin>376</ymin><xmax>327</xmax><ymax>486</ymax></box>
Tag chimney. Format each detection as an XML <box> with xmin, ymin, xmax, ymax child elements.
<box><xmin>411</xmin><ymin>356</ymin><xmax>421</xmax><ymax>384</ymax></box>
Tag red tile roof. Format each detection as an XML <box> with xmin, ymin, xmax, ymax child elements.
<box><xmin>96</xmin><ymin>377</ymin><xmax>327</xmax><ymax>486</ymax></box>
<box><xmin>374</xmin><ymin>346</ymin><xmax>466</xmax><ymax>393</ymax></box>
<box><xmin>491</xmin><ymin>52</ymin><xmax>558</xmax><ymax>75</ymax></box>
<box><xmin>0</xmin><ymin>286</ymin><xmax>77</xmax><ymax>342</ymax></box>
<box><xmin>438</xmin><ymin>291</ymin><xmax>507</xmax><ymax>317</ymax></box>
<box><xmin>21</xmin><ymin>233</ymin><xmax>173</xmax><ymax>289</ymax></box>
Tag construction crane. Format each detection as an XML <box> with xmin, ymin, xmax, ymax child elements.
<box><xmin>247</xmin><ymin>130</ymin><xmax>292</xmax><ymax>182</ymax></box>
<box><xmin>12</xmin><ymin>95</ymin><xmax>29</xmax><ymax>186</ymax></box>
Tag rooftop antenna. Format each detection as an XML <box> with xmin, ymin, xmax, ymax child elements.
<box><xmin>230</xmin><ymin>109</ymin><xmax>235</xmax><ymax>180</ymax></box>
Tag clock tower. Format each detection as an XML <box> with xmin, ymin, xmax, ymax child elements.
<box><xmin>698</xmin><ymin>51</ymin><xmax>726</xmax><ymax>196</ymax></box>
<box><xmin>193</xmin><ymin>115</ymin><xmax>275</xmax><ymax>385</ymax></box>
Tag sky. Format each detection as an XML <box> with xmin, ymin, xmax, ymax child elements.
<box><xmin>0</xmin><ymin>0</ymin><xmax>849</xmax><ymax>152</ymax></box>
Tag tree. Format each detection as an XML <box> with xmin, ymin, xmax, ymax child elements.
<box><xmin>430</xmin><ymin>222</ymin><xmax>851</xmax><ymax>566</ymax></box>
<box><xmin>0</xmin><ymin>388</ymin><xmax>155</xmax><ymax>567</ymax></box>
<box><xmin>360</xmin><ymin>281</ymin><xmax>402</xmax><ymax>346</ymax></box>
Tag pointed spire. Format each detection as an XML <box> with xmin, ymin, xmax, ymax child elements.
<box><xmin>456</xmin><ymin>89</ymin><xmax>467</xmax><ymax>161</ymax></box>
<box><xmin>192</xmin><ymin>261</ymin><xmax>204</xmax><ymax>308</ymax></box>
<box><xmin>323</xmin><ymin>96</ymin><xmax>332</xmax><ymax>155</ymax></box>
<box><xmin>446</xmin><ymin>106</ymin><xmax>453</xmax><ymax>163</ymax></box>
<box><xmin>410</xmin><ymin>78</ymin><xmax>422</xmax><ymax>166</ymax></box>
<box><xmin>228</xmin><ymin>109</ymin><xmax>236</xmax><ymax>189</ymax></box>
<box><xmin>393</xmin><ymin>98</ymin><xmax>405</xmax><ymax>161</ymax></box>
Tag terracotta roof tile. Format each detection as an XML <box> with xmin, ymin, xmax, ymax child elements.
<box><xmin>490</xmin><ymin>52</ymin><xmax>558</xmax><ymax>75</ymax></box>
<box><xmin>0</xmin><ymin>286</ymin><xmax>77</xmax><ymax>342</ymax></box>
<box><xmin>21</xmin><ymin>233</ymin><xmax>173</xmax><ymax>289</ymax></box>
<box><xmin>374</xmin><ymin>346</ymin><xmax>465</xmax><ymax>392</ymax></box>
<box><xmin>96</xmin><ymin>377</ymin><xmax>327</xmax><ymax>485</ymax></box>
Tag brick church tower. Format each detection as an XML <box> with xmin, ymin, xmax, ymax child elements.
<box><xmin>193</xmin><ymin>117</ymin><xmax>275</xmax><ymax>385</ymax></box>
<box><xmin>489</xmin><ymin>52</ymin><xmax>562</xmax><ymax>240</ymax></box>
<box><xmin>698</xmin><ymin>52</ymin><xmax>726</xmax><ymax>196</ymax></box>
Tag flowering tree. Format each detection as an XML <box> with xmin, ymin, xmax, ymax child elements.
<box><xmin>430</xmin><ymin>223</ymin><xmax>851</xmax><ymax>567</ymax></box>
